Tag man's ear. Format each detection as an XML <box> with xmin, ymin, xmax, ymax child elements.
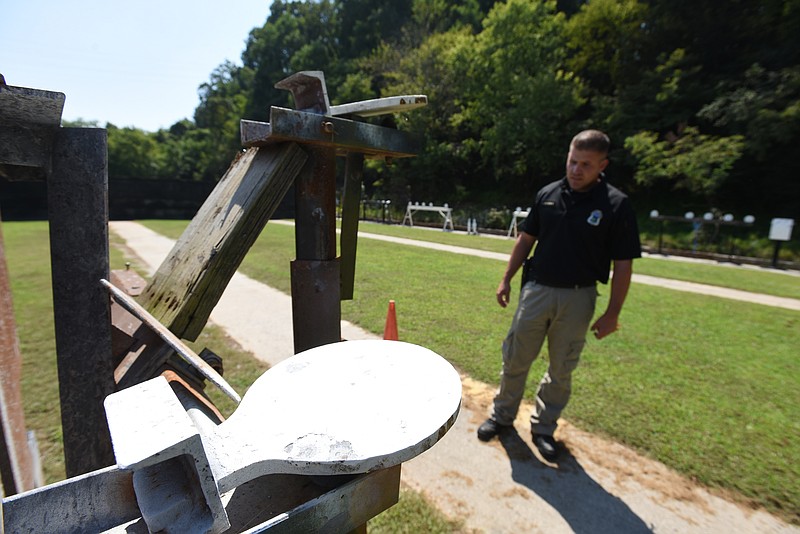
<box><xmin>599</xmin><ymin>158</ymin><xmax>609</xmax><ymax>172</ymax></box>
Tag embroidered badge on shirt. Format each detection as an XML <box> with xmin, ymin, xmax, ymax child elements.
<box><xmin>587</xmin><ymin>209</ymin><xmax>603</xmax><ymax>226</ymax></box>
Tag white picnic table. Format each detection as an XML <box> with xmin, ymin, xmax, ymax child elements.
<box><xmin>402</xmin><ymin>202</ymin><xmax>454</xmax><ymax>231</ymax></box>
<box><xmin>507</xmin><ymin>207</ymin><xmax>531</xmax><ymax>238</ymax></box>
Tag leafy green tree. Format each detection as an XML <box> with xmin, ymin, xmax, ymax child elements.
<box><xmin>96</xmin><ymin>0</ymin><xmax>800</xmax><ymax>219</ymax></box>
<box><xmin>193</xmin><ymin>61</ymin><xmax>254</xmax><ymax>180</ymax></box>
<box><xmin>337</xmin><ymin>0</ymin><xmax>413</xmax><ymax>59</ymax></box>
<box><xmin>565</xmin><ymin>0</ymin><xmax>650</xmax><ymax>93</ymax></box>
<box><xmin>106</xmin><ymin>124</ymin><xmax>164</xmax><ymax>179</ymax></box>
<box><xmin>456</xmin><ymin>0</ymin><xmax>584</xmax><ymax>199</ymax></box>
<box><xmin>407</xmin><ymin>0</ymin><xmax>486</xmax><ymax>37</ymax></box>
<box><xmin>624</xmin><ymin>127</ymin><xmax>744</xmax><ymax>204</ymax></box>
<box><xmin>565</xmin><ymin>0</ymin><xmax>701</xmax><ymax>154</ymax></box>
<box><xmin>61</xmin><ymin>118</ymin><xmax>101</xmax><ymax>128</ymax></box>
<box><xmin>153</xmin><ymin>122</ymin><xmax>214</xmax><ymax>182</ymax></box>
<box><xmin>699</xmin><ymin>64</ymin><xmax>800</xmax><ymax>161</ymax></box>
<box><xmin>379</xmin><ymin>27</ymin><xmax>479</xmax><ymax>203</ymax></box>
<box><xmin>697</xmin><ymin>63</ymin><xmax>800</xmax><ymax>213</ymax></box>
<box><xmin>242</xmin><ymin>0</ymin><xmax>341</xmax><ymax>120</ymax></box>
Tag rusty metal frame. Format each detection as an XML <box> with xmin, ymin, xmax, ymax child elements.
<box><xmin>241</xmin><ymin>107</ymin><xmax>420</xmax><ymax>159</ymax></box>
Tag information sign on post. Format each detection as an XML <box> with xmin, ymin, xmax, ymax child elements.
<box><xmin>769</xmin><ymin>218</ymin><xmax>794</xmax><ymax>241</ymax></box>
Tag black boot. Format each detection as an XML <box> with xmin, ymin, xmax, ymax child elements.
<box><xmin>477</xmin><ymin>418</ymin><xmax>510</xmax><ymax>441</ymax></box>
<box><xmin>532</xmin><ymin>433</ymin><xmax>559</xmax><ymax>462</ymax></box>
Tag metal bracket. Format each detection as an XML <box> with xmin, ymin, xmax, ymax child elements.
<box><xmin>241</xmin><ymin>107</ymin><xmax>421</xmax><ymax>159</ymax></box>
<box><xmin>0</xmin><ymin>79</ymin><xmax>66</xmax><ymax>181</ymax></box>
<box><xmin>329</xmin><ymin>95</ymin><xmax>427</xmax><ymax>117</ymax></box>
<box><xmin>274</xmin><ymin>70</ymin><xmax>331</xmax><ymax>114</ymax></box>
<box><xmin>103</xmin><ymin>340</ymin><xmax>462</xmax><ymax>532</ymax></box>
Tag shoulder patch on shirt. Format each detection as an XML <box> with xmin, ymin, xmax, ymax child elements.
<box><xmin>587</xmin><ymin>209</ymin><xmax>603</xmax><ymax>226</ymax></box>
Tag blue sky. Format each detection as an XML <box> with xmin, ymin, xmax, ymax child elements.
<box><xmin>1</xmin><ymin>0</ymin><xmax>272</xmax><ymax>131</ymax></box>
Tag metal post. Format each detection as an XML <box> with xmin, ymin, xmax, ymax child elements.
<box><xmin>291</xmin><ymin>145</ymin><xmax>341</xmax><ymax>353</ymax></box>
<box><xmin>771</xmin><ymin>241</ymin><xmax>782</xmax><ymax>268</ymax></box>
<box><xmin>273</xmin><ymin>71</ymin><xmax>343</xmax><ymax>353</ymax></box>
<box><xmin>340</xmin><ymin>152</ymin><xmax>365</xmax><ymax>301</ymax></box>
<box><xmin>48</xmin><ymin>127</ymin><xmax>115</xmax><ymax>476</ymax></box>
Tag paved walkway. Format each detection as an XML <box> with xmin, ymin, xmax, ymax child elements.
<box><xmin>109</xmin><ymin>221</ymin><xmax>798</xmax><ymax>534</ymax></box>
<box><xmin>339</xmin><ymin>225</ymin><xmax>800</xmax><ymax>312</ymax></box>
<box><xmin>272</xmin><ymin>220</ymin><xmax>800</xmax><ymax>311</ymax></box>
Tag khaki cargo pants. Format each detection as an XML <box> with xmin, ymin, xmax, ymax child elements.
<box><xmin>491</xmin><ymin>281</ymin><xmax>597</xmax><ymax>436</ymax></box>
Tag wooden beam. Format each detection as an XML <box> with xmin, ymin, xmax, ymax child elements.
<box><xmin>102</xmin><ymin>279</ymin><xmax>241</xmax><ymax>404</ymax></box>
<box><xmin>137</xmin><ymin>143</ymin><xmax>307</xmax><ymax>342</ymax></box>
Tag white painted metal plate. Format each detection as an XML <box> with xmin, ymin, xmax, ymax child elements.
<box><xmin>329</xmin><ymin>95</ymin><xmax>427</xmax><ymax>117</ymax></box>
<box><xmin>210</xmin><ymin>340</ymin><xmax>461</xmax><ymax>491</ymax></box>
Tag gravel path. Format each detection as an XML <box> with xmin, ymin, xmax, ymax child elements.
<box><xmin>109</xmin><ymin>220</ymin><xmax>799</xmax><ymax>534</ymax></box>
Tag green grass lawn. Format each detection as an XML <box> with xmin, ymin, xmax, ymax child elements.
<box><xmin>143</xmin><ymin>219</ymin><xmax>800</xmax><ymax>523</ymax></box>
<box><xmin>5</xmin><ymin>219</ymin><xmax>799</xmax><ymax>525</ymax></box>
<box><xmin>4</xmin><ymin>221</ymin><xmax>460</xmax><ymax>532</ymax></box>
<box><xmin>4</xmin><ymin>222</ymin><xmax>64</xmax><ymax>482</ymax></box>
<box><xmin>3</xmin><ymin>222</ymin><xmax>269</xmax><ymax>483</ymax></box>
<box><xmin>350</xmin><ymin>221</ymin><xmax>800</xmax><ymax>300</ymax></box>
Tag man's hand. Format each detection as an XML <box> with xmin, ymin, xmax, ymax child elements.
<box><xmin>496</xmin><ymin>232</ymin><xmax>536</xmax><ymax>309</ymax></box>
<box><xmin>496</xmin><ymin>280</ymin><xmax>511</xmax><ymax>308</ymax></box>
<box><xmin>591</xmin><ymin>259</ymin><xmax>634</xmax><ymax>340</ymax></box>
<box><xmin>590</xmin><ymin>312</ymin><xmax>619</xmax><ymax>340</ymax></box>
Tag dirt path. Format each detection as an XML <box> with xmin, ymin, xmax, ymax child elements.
<box><xmin>109</xmin><ymin>221</ymin><xmax>798</xmax><ymax>533</ymax></box>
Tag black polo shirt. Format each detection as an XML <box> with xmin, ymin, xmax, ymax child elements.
<box><xmin>520</xmin><ymin>177</ymin><xmax>641</xmax><ymax>286</ymax></box>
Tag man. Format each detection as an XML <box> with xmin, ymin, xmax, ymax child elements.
<box><xmin>477</xmin><ymin>130</ymin><xmax>641</xmax><ymax>462</ymax></box>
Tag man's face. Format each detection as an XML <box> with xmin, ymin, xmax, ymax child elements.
<box><xmin>566</xmin><ymin>147</ymin><xmax>608</xmax><ymax>192</ymax></box>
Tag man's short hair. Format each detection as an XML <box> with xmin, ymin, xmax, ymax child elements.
<box><xmin>571</xmin><ymin>130</ymin><xmax>610</xmax><ymax>155</ymax></box>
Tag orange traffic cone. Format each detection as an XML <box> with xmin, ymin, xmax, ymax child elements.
<box><xmin>383</xmin><ymin>300</ymin><xmax>399</xmax><ymax>341</ymax></box>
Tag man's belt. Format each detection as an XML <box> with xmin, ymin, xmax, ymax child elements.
<box><xmin>531</xmin><ymin>279</ymin><xmax>596</xmax><ymax>289</ymax></box>
<box><xmin>521</xmin><ymin>258</ymin><xmax>596</xmax><ymax>290</ymax></box>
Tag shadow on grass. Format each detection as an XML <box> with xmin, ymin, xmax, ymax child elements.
<box><xmin>498</xmin><ymin>428</ymin><xmax>653</xmax><ymax>534</ymax></box>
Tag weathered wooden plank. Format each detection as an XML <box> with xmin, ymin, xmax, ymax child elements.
<box><xmin>102</xmin><ymin>279</ymin><xmax>240</xmax><ymax>403</ymax></box>
<box><xmin>47</xmin><ymin>127</ymin><xmax>116</xmax><ymax>477</ymax></box>
<box><xmin>138</xmin><ymin>142</ymin><xmax>307</xmax><ymax>342</ymax></box>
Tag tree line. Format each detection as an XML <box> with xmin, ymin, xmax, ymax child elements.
<box><xmin>88</xmin><ymin>0</ymin><xmax>800</xmax><ymax>222</ymax></box>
